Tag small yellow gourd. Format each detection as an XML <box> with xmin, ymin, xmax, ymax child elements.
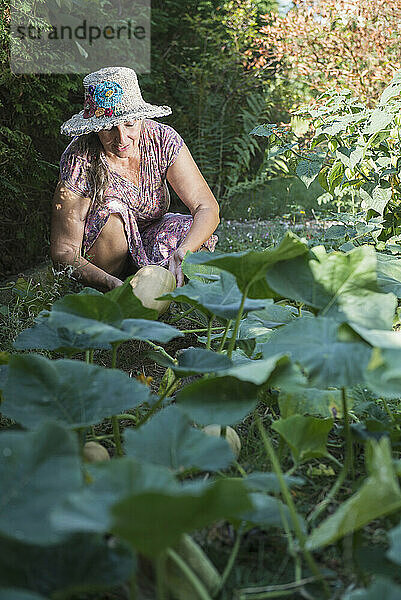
<box><xmin>202</xmin><ymin>425</ymin><xmax>241</xmax><ymax>458</ymax></box>
<box><xmin>83</xmin><ymin>441</ymin><xmax>110</xmax><ymax>463</ymax></box>
<box><xmin>129</xmin><ymin>265</ymin><xmax>176</xmax><ymax>315</ymax></box>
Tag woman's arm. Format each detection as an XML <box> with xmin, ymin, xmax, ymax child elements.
<box><xmin>166</xmin><ymin>143</ymin><xmax>220</xmax><ymax>285</ymax></box>
<box><xmin>50</xmin><ymin>181</ymin><xmax>123</xmax><ymax>291</ymax></box>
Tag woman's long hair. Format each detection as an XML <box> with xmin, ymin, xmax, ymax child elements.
<box><xmin>69</xmin><ymin>133</ymin><xmax>109</xmax><ymax>208</ymax></box>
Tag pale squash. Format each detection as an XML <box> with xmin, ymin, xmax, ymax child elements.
<box><xmin>83</xmin><ymin>441</ymin><xmax>110</xmax><ymax>463</ymax></box>
<box><xmin>202</xmin><ymin>425</ymin><xmax>241</xmax><ymax>458</ymax></box>
<box><xmin>129</xmin><ymin>265</ymin><xmax>176</xmax><ymax>315</ymax></box>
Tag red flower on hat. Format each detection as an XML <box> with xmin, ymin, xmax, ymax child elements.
<box><xmin>104</xmin><ymin>107</ymin><xmax>113</xmax><ymax>117</ymax></box>
<box><xmin>83</xmin><ymin>95</ymin><xmax>96</xmax><ymax>119</ymax></box>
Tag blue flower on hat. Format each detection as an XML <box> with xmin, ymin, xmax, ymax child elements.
<box><xmin>93</xmin><ymin>81</ymin><xmax>123</xmax><ymax>108</ymax></box>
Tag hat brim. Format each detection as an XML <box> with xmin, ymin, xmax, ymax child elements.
<box><xmin>60</xmin><ymin>102</ymin><xmax>172</xmax><ymax>136</ymax></box>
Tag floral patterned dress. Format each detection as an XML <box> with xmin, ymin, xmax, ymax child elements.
<box><xmin>59</xmin><ymin>119</ymin><xmax>218</xmax><ymax>268</ymax></box>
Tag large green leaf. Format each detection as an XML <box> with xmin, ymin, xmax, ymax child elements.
<box><xmin>148</xmin><ymin>347</ymin><xmax>233</xmax><ymax>376</ymax></box>
<box><xmin>240</xmin><ymin>493</ymin><xmax>295</xmax><ymax>531</ymax></box>
<box><xmin>0</xmin><ymin>422</ymin><xmax>82</xmax><ymax>545</ymax></box>
<box><xmin>184</xmin><ymin>232</ymin><xmax>309</xmax><ymax>298</ymax></box>
<box><xmin>175</xmin><ymin>376</ymin><xmax>259</xmax><ymax>425</ymax></box>
<box><xmin>160</xmin><ymin>271</ymin><xmax>266</xmax><ymax>319</ymax></box>
<box><xmin>343</xmin><ymin>578</ymin><xmax>401</xmax><ymax>600</ymax></box>
<box><xmin>221</xmin><ymin>354</ymin><xmax>291</xmax><ymax>385</ymax></box>
<box><xmin>266</xmin><ymin>246</ymin><xmax>397</xmax><ymax>329</ymax></box>
<box><xmin>365</xmin><ymin>348</ymin><xmax>401</xmax><ymax>398</ymax></box>
<box><xmin>306</xmin><ymin>438</ymin><xmax>401</xmax><ymax>550</ymax></box>
<box><xmin>52</xmin><ymin>293</ymin><xmax>123</xmax><ymax>325</ymax></box>
<box><xmin>376</xmin><ymin>253</ymin><xmax>401</xmax><ymax>297</ymax></box>
<box><xmin>272</xmin><ymin>415</ymin><xmax>333</xmax><ymax>464</ymax></box>
<box><xmin>124</xmin><ymin>406</ymin><xmax>234</xmax><ymax>471</ymax></box>
<box><xmin>279</xmin><ymin>388</ymin><xmax>344</xmax><ymax>419</ymax></box>
<box><xmin>387</xmin><ymin>522</ymin><xmax>401</xmax><ymax>565</ymax></box>
<box><xmin>0</xmin><ymin>592</ymin><xmax>48</xmax><ymax>600</ymax></box>
<box><xmin>111</xmin><ymin>478</ymin><xmax>252</xmax><ymax>556</ymax></box>
<box><xmin>2</xmin><ymin>354</ymin><xmax>152</xmax><ymax>429</ymax></box>
<box><xmin>258</xmin><ymin>317</ymin><xmax>371</xmax><ymax>387</ymax></box>
<box><xmin>13</xmin><ymin>311</ymin><xmax>111</xmax><ymax>353</ymax></box>
<box><xmin>52</xmin><ymin>458</ymin><xmax>178</xmax><ymax>536</ymax></box>
<box><xmin>0</xmin><ymin>533</ymin><xmax>134</xmax><ymax>598</ymax></box>
<box><xmin>105</xmin><ymin>276</ymin><xmax>158</xmax><ymax>319</ymax></box>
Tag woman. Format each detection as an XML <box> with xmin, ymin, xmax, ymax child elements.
<box><xmin>51</xmin><ymin>66</ymin><xmax>219</xmax><ymax>290</ymax></box>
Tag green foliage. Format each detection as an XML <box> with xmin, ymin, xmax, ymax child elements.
<box><xmin>251</xmin><ymin>70</ymin><xmax>401</xmax><ymax>243</ymax></box>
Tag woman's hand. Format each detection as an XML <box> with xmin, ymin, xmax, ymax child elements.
<box><xmin>107</xmin><ymin>275</ymin><xmax>124</xmax><ymax>290</ymax></box>
<box><xmin>168</xmin><ymin>247</ymin><xmax>187</xmax><ymax>287</ymax></box>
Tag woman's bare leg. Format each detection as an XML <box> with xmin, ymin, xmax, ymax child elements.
<box><xmin>85</xmin><ymin>214</ymin><xmax>129</xmax><ymax>278</ymax></box>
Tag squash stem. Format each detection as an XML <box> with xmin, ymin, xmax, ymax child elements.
<box><xmin>169</xmin><ymin>305</ymin><xmax>198</xmax><ymax>324</ymax></box>
<box><xmin>206</xmin><ymin>314</ymin><xmax>216</xmax><ymax>350</ymax></box>
<box><xmin>256</xmin><ymin>416</ymin><xmax>330</xmax><ymax>598</ymax></box>
<box><xmin>227</xmin><ymin>286</ymin><xmax>249</xmax><ymax>359</ymax></box>
<box><xmin>137</xmin><ymin>378</ymin><xmax>178</xmax><ymax>427</ymax></box>
<box><xmin>308</xmin><ymin>387</ymin><xmax>352</xmax><ymax>523</ymax></box>
<box><xmin>110</xmin><ymin>342</ymin><xmax>123</xmax><ymax>457</ymax></box>
<box><xmin>165</xmin><ymin>548</ymin><xmax>213</xmax><ymax>600</ymax></box>
<box><xmin>215</xmin><ymin>528</ymin><xmax>243</xmax><ymax>595</ymax></box>
<box><xmin>155</xmin><ymin>552</ymin><xmax>169</xmax><ymax>600</ymax></box>
<box><xmin>217</xmin><ymin>319</ymin><xmax>232</xmax><ymax>353</ymax></box>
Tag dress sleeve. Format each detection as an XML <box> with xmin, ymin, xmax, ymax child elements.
<box><xmin>59</xmin><ymin>147</ymin><xmax>92</xmax><ymax>198</ymax></box>
<box><xmin>160</xmin><ymin>123</ymin><xmax>184</xmax><ymax>173</ymax></box>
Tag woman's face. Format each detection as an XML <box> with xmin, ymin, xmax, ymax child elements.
<box><xmin>97</xmin><ymin>120</ymin><xmax>142</xmax><ymax>157</ymax></box>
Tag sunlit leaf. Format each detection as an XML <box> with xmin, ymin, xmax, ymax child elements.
<box><xmin>272</xmin><ymin>415</ymin><xmax>333</xmax><ymax>463</ymax></box>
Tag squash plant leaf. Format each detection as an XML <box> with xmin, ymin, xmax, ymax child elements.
<box><xmin>387</xmin><ymin>522</ymin><xmax>401</xmax><ymax>565</ymax></box>
<box><xmin>272</xmin><ymin>415</ymin><xmax>334</xmax><ymax>464</ymax></box>
<box><xmin>14</xmin><ymin>311</ymin><xmax>111</xmax><ymax>353</ymax></box>
<box><xmin>52</xmin><ymin>458</ymin><xmax>178</xmax><ymax>537</ymax></box>
<box><xmin>160</xmin><ymin>271</ymin><xmax>266</xmax><ymax>319</ymax></box>
<box><xmin>0</xmin><ymin>591</ymin><xmax>49</xmax><ymax>600</ymax></box>
<box><xmin>0</xmin><ymin>422</ymin><xmax>82</xmax><ymax>545</ymax></box>
<box><xmin>376</xmin><ymin>253</ymin><xmax>401</xmax><ymax>298</ymax></box>
<box><xmin>2</xmin><ymin>354</ymin><xmax>152</xmax><ymax>430</ymax></box>
<box><xmin>176</xmin><ymin>376</ymin><xmax>259</xmax><ymax>425</ymax></box>
<box><xmin>148</xmin><ymin>347</ymin><xmax>232</xmax><ymax>376</ymax></box>
<box><xmin>111</xmin><ymin>478</ymin><xmax>252</xmax><ymax>556</ymax></box>
<box><xmin>365</xmin><ymin>348</ymin><xmax>401</xmax><ymax>399</ymax></box>
<box><xmin>307</xmin><ymin>438</ymin><xmax>401</xmax><ymax>551</ymax></box>
<box><xmin>184</xmin><ymin>232</ymin><xmax>309</xmax><ymax>298</ymax></box>
<box><xmin>124</xmin><ymin>406</ymin><xmax>234</xmax><ymax>471</ymax></box>
<box><xmin>279</xmin><ymin>388</ymin><xmax>344</xmax><ymax>419</ymax></box>
<box><xmin>342</xmin><ymin>577</ymin><xmax>401</xmax><ymax>600</ymax></box>
<box><xmin>266</xmin><ymin>245</ymin><xmax>397</xmax><ymax>330</ymax></box>
<box><xmin>0</xmin><ymin>533</ymin><xmax>134</xmax><ymax>598</ymax></box>
<box><xmin>240</xmin><ymin>493</ymin><xmax>299</xmax><ymax>532</ymax></box>
<box><xmin>105</xmin><ymin>276</ymin><xmax>158</xmax><ymax>319</ymax></box>
<box><xmin>221</xmin><ymin>353</ymin><xmax>291</xmax><ymax>385</ymax></box>
<box><xmin>258</xmin><ymin>316</ymin><xmax>371</xmax><ymax>388</ymax></box>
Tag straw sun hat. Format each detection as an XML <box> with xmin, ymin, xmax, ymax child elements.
<box><xmin>60</xmin><ymin>66</ymin><xmax>172</xmax><ymax>137</ymax></box>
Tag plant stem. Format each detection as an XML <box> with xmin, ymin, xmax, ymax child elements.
<box><xmin>217</xmin><ymin>319</ymin><xmax>232</xmax><ymax>353</ymax></box>
<box><xmin>308</xmin><ymin>387</ymin><xmax>352</xmax><ymax>523</ymax></box>
<box><xmin>155</xmin><ymin>552</ymin><xmax>168</xmax><ymax>600</ymax></box>
<box><xmin>165</xmin><ymin>548</ymin><xmax>213</xmax><ymax>600</ymax></box>
<box><xmin>110</xmin><ymin>342</ymin><xmax>123</xmax><ymax>457</ymax></box>
<box><xmin>117</xmin><ymin>413</ymin><xmax>138</xmax><ymax>422</ymax></box>
<box><xmin>216</xmin><ymin>529</ymin><xmax>243</xmax><ymax>594</ymax></box>
<box><xmin>136</xmin><ymin>378</ymin><xmax>178</xmax><ymax>427</ymax></box>
<box><xmin>256</xmin><ymin>416</ymin><xmax>329</xmax><ymax>598</ymax></box>
<box><xmin>146</xmin><ymin>340</ymin><xmax>176</xmax><ymax>364</ymax></box>
<box><xmin>169</xmin><ymin>305</ymin><xmax>198</xmax><ymax>324</ymax></box>
<box><xmin>227</xmin><ymin>286</ymin><xmax>249</xmax><ymax>359</ymax></box>
<box><xmin>180</xmin><ymin>327</ymin><xmax>225</xmax><ymax>334</ymax></box>
<box><xmin>206</xmin><ymin>314</ymin><xmax>215</xmax><ymax>350</ymax></box>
